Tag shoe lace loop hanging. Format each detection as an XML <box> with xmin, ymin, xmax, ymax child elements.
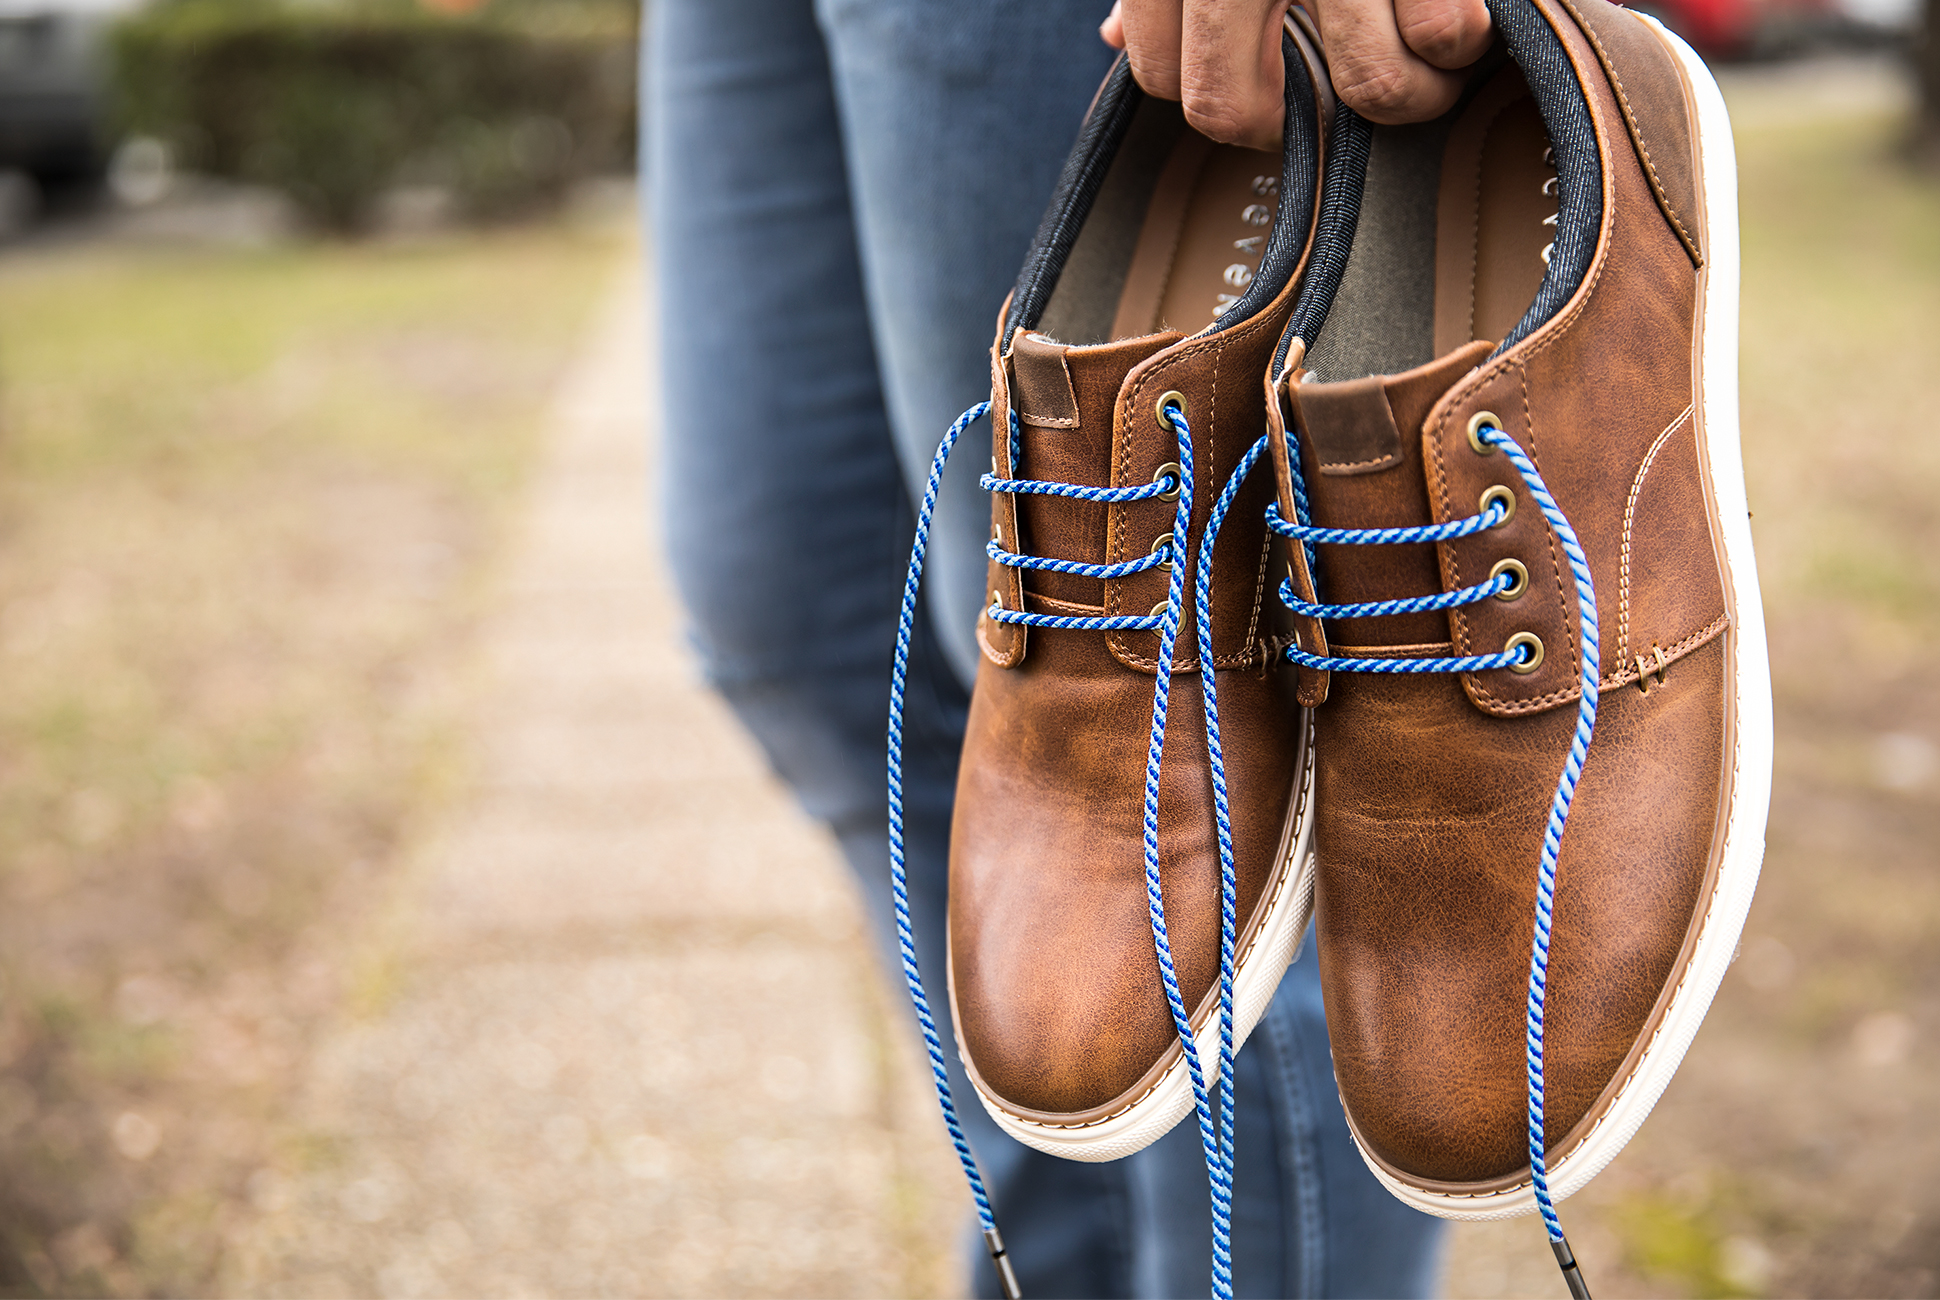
<box><xmin>889</xmin><ymin>397</ymin><xmax>1257</xmax><ymax>1300</ymax></box>
<box><xmin>1265</xmin><ymin>414</ymin><xmax>1599</xmax><ymax>1300</ymax></box>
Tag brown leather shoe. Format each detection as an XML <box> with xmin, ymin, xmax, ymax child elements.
<box><xmin>1262</xmin><ymin>0</ymin><xmax>1772</xmax><ymax>1226</ymax></box>
<box><xmin>942</xmin><ymin>17</ymin><xmax>1334</xmax><ymax>1162</ymax></box>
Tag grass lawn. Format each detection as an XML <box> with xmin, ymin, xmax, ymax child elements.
<box><xmin>0</xmin><ymin>217</ymin><xmax>629</xmax><ymax>1295</ymax></box>
<box><xmin>1447</xmin><ymin>75</ymin><xmax>1940</xmax><ymax>1300</ymax></box>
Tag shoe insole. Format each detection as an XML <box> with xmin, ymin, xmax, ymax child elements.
<box><xmin>1432</xmin><ymin>64</ymin><xmax>1561</xmax><ymax>358</ymax></box>
<box><xmin>1034</xmin><ymin>99</ymin><xmax>1283</xmax><ymax>346</ymax></box>
<box><xmin>1109</xmin><ymin>133</ymin><xmax>1284</xmax><ymax>340</ymax></box>
<box><xmin>1301</xmin><ymin>60</ymin><xmax>1559</xmax><ymax>384</ymax></box>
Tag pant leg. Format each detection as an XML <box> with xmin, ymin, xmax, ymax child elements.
<box><xmin>808</xmin><ymin>5</ymin><xmax>1448</xmax><ymax>1295</ymax></box>
<box><xmin>1256</xmin><ymin>939</ymin><xmax>1450</xmax><ymax>1299</ymax></box>
<box><xmin>646</xmin><ymin>5</ymin><xmax>1131</xmax><ymax>1297</ymax></box>
<box><xmin>659</xmin><ymin>5</ymin><xmax>1451</xmax><ymax>1296</ymax></box>
<box><xmin>648</xmin><ymin>0</ymin><xmax>932</xmax><ymax>960</ymax></box>
<box><xmin>1124</xmin><ymin>940</ymin><xmax>1447</xmax><ymax>1299</ymax></box>
<box><xmin>811</xmin><ymin>0</ymin><xmax>1122</xmax><ymax>688</ymax></box>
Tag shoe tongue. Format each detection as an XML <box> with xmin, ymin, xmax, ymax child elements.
<box><xmin>1287</xmin><ymin>340</ymin><xmax>1493</xmax><ymax>648</ymax></box>
<box><xmin>1011</xmin><ymin>329</ymin><xmax>1181</xmax><ymax>432</ymax></box>
<box><xmin>1291</xmin><ymin>341</ymin><xmax>1493</xmax><ymax>485</ymax></box>
<box><xmin>1008</xmin><ymin>329</ymin><xmax>1183</xmax><ymax>609</ymax></box>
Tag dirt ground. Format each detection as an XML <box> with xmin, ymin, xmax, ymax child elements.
<box><xmin>212</xmin><ymin>279</ymin><xmax>963</xmax><ymax>1300</ymax></box>
<box><xmin>0</xmin><ymin>51</ymin><xmax>1936</xmax><ymax>1300</ymax></box>
<box><xmin>0</xmin><ymin>213</ymin><xmax>630</xmax><ymax>1294</ymax></box>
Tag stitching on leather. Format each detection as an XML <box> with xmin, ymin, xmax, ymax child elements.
<box><xmin>1206</xmin><ymin>341</ymin><xmax>1224</xmax><ymax>669</ymax></box>
<box><xmin>1427</xmin><ymin>25</ymin><xmax>1626</xmax><ymax>705</ymax></box>
<box><xmin>1109</xmin><ymin>253</ymin><xmax>1299</xmax><ymax>672</ymax></box>
<box><xmin>1329</xmin><ymin>640</ymin><xmax>1457</xmax><ymax>656</ymax></box>
<box><xmin>1274</xmin><ymin>388</ymin><xmax>1330</xmax><ymax>674</ymax></box>
<box><xmin>1599</xmin><ymin>611</ymin><xmax>1725</xmax><ymax>689</ymax></box>
<box><xmin>1426</xmin><ymin>376</ymin><xmax>1458</xmax><ymax>647</ymax></box>
<box><xmin>1555</xmin><ymin>0</ymin><xmax>1703</xmax><ymax>267</ymax></box>
<box><xmin>1460</xmin><ymin>96</ymin><xmax>1521</xmax><ymax>343</ymax></box>
<box><xmin>1616</xmin><ymin>404</ymin><xmax>1695</xmax><ymax>665</ymax></box>
<box><xmin>1113</xmin><ymin>335</ymin><xmax>1261</xmax><ymax>672</ymax></box>
<box><xmin>1419</xmin><ymin>0</ymin><xmax>1629</xmax><ymax>711</ymax></box>
<box><xmin>1245</xmin><ymin>533</ymin><xmax>1270</xmax><ymax>654</ymax></box>
<box><xmin>1113</xmin><ymin>354</ymin><xmax>1169</xmax><ymax>670</ymax></box>
<box><xmin>1525</xmin><ymin>364</ymin><xmax>1581</xmax><ymax>680</ymax></box>
<box><xmin>1318</xmin><ymin>452</ymin><xmax>1402</xmax><ymax>472</ymax></box>
<box><xmin>1460</xmin><ymin>365</ymin><xmax>1578</xmax><ymax>711</ymax></box>
<box><xmin>1476</xmin><ymin>613</ymin><xmax>1724</xmax><ymax>714</ymax></box>
<box><xmin>1112</xmin><ymin>359</ymin><xmax>1136</xmax><ymax>633</ymax></box>
<box><xmin>1030</xmin><ymin>592</ymin><xmax>1107</xmax><ymax>615</ymax></box>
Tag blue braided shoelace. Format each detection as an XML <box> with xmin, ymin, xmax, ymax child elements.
<box><xmin>1266</xmin><ymin>413</ymin><xmax>1600</xmax><ymax>1278</ymax></box>
<box><xmin>889</xmin><ymin>396</ymin><xmax>1257</xmax><ymax>1300</ymax></box>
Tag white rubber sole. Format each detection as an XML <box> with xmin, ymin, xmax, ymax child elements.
<box><xmin>969</xmin><ymin>730</ymin><xmax>1318</xmax><ymax>1163</ymax></box>
<box><xmin>1358</xmin><ymin>18</ymin><xmax>1775</xmax><ymax>1220</ymax></box>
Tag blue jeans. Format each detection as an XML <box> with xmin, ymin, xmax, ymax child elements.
<box><xmin>644</xmin><ymin>2</ymin><xmax>1446</xmax><ymax>1294</ymax></box>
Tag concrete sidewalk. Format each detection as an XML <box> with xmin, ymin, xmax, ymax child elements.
<box><xmin>227</xmin><ymin>267</ymin><xmax>963</xmax><ymax>1299</ymax></box>
<box><xmin>213</xmin><ymin>251</ymin><xmax>1565</xmax><ymax>1300</ymax></box>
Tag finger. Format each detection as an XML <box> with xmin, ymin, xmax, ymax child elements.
<box><xmin>1116</xmin><ymin>0</ymin><xmax>1185</xmax><ymax>102</ymax></box>
<box><xmin>1101</xmin><ymin>1</ymin><xmax>1127</xmax><ymax>49</ymax></box>
<box><xmin>1310</xmin><ymin>0</ymin><xmax>1468</xmax><ymax>123</ymax></box>
<box><xmin>1177</xmin><ymin>0</ymin><xmax>1291</xmax><ymax>150</ymax></box>
<box><xmin>1393</xmin><ymin>0</ymin><xmax>1493</xmax><ymax>70</ymax></box>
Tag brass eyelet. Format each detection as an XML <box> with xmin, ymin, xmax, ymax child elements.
<box><xmin>1151</xmin><ymin>535</ymin><xmax>1174</xmax><ymax>571</ymax></box>
<box><xmin>1152</xmin><ymin>461</ymin><xmax>1183</xmax><ymax>501</ymax></box>
<box><xmin>989</xmin><ymin>590</ymin><xmax>1005</xmax><ymax>613</ymax></box>
<box><xmin>1505</xmin><ymin>631</ymin><xmax>1544</xmax><ymax>673</ymax></box>
<box><xmin>1467</xmin><ymin>411</ymin><xmax>1502</xmax><ymax>456</ymax></box>
<box><xmin>1149</xmin><ymin>601</ymin><xmax>1170</xmax><ymax>619</ymax></box>
<box><xmin>1489</xmin><ymin>557</ymin><xmax>1529</xmax><ymax>602</ymax></box>
<box><xmin>1479</xmin><ymin>484</ymin><xmax>1516</xmax><ymax>527</ymax></box>
<box><xmin>1156</xmin><ymin>390</ymin><xmax>1189</xmax><ymax>428</ymax></box>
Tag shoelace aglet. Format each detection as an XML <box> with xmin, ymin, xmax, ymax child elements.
<box><xmin>984</xmin><ymin>1226</ymin><xmax>1023</xmax><ymax>1300</ymax></box>
<box><xmin>1551</xmin><ymin>1233</ymin><xmax>1592</xmax><ymax>1299</ymax></box>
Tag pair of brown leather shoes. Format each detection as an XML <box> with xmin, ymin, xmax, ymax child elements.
<box><xmin>895</xmin><ymin>0</ymin><xmax>1771</xmax><ymax>1289</ymax></box>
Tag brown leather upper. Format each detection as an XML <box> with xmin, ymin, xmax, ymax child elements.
<box><xmin>1290</xmin><ymin>0</ymin><xmax>1735</xmax><ymax>1186</ymax></box>
<box><xmin>1557</xmin><ymin>0</ymin><xmax>1705</xmax><ymax>267</ymax></box>
<box><xmin>952</xmin><ymin>290</ymin><xmax>1309</xmax><ymax>1119</ymax></box>
<box><xmin>948</xmin><ymin>14</ymin><xmax>1334</xmax><ymax>1117</ymax></box>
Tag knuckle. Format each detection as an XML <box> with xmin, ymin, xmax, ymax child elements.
<box><xmin>1398</xmin><ymin>10</ymin><xmax>1461</xmax><ymax>56</ymax></box>
<box><xmin>1127</xmin><ymin>51</ymin><xmax>1183</xmax><ymax>100</ymax></box>
<box><xmin>1181</xmin><ymin>90</ymin><xmax>1252</xmax><ymax>143</ymax></box>
<box><xmin>1332</xmin><ymin>54</ymin><xmax>1418</xmax><ymax>116</ymax></box>
<box><xmin>1397</xmin><ymin>2</ymin><xmax>1487</xmax><ymax>63</ymax></box>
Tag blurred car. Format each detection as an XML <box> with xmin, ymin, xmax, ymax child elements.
<box><xmin>1634</xmin><ymin>0</ymin><xmax>1918</xmax><ymax>59</ymax></box>
<box><xmin>0</xmin><ymin>0</ymin><xmax>139</xmax><ymax>186</ymax></box>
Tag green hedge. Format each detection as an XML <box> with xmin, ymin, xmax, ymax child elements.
<box><xmin>111</xmin><ymin>0</ymin><xmax>639</xmax><ymax>231</ymax></box>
